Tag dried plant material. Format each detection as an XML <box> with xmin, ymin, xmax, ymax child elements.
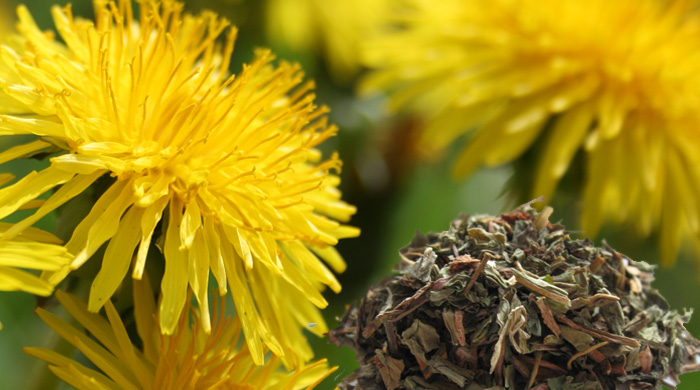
<box><xmin>330</xmin><ymin>204</ymin><xmax>700</xmax><ymax>389</ymax></box>
<box><xmin>536</xmin><ymin>297</ymin><xmax>561</xmax><ymax>338</ymax></box>
<box><xmin>374</xmin><ymin>349</ymin><xmax>405</xmax><ymax>390</ymax></box>
<box><xmin>512</xmin><ymin>268</ymin><xmax>572</xmax><ymax>307</ymax></box>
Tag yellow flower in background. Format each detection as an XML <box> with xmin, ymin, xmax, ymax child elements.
<box><xmin>0</xmin><ymin>220</ymin><xmax>72</xmax><ymax>329</ymax></box>
<box><xmin>0</xmin><ymin>0</ymin><xmax>357</xmax><ymax>366</ymax></box>
<box><xmin>266</xmin><ymin>0</ymin><xmax>389</xmax><ymax>82</ymax></box>
<box><xmin>362</xmin><ymin>0</ymin><xmax>700</xmax><ymax>265</ymax></box>
<box><xmin>25</xmin><ymin>278</ymin><xmax>336</xmax><ymax>390</ymax></box>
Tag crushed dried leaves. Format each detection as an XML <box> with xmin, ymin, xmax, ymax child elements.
<box><xmin>330</xmin><ymin>204</ymin><xmax>700</xmax><ymax>389</ymax></box>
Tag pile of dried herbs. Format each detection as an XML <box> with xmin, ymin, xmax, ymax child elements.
<box><xmin>329</xmin><ymin>204</ymin><xmax>700</xmax><ymax>390</ymax></box>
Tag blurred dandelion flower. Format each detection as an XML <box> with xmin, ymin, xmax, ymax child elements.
<box><xmin>25</xmin><ymin>278</ymin><xmax>336</xmax><ymax>390</ymax></box>
<box><xmin>362</xmin><ymin>0</ymin><xmax>700</xmax><ymax>264</ymax></box>
<box><xmin>0</xmin><ymin>0</ymin><xmax>357</xmax><ymax>364</ymax></box>
<box><xmin>0</xmin><ymin>221</ymin><xmax>72</xmax><ymax>329</ymax></box>
<box><xmin>266</xmin><ymin>0</ymin><xmax>389</xmax><ymax>82</ymax></box>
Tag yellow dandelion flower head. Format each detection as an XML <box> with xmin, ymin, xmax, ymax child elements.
<box><xmin>362</xmin><ymin>0</ymin><xmax>700</xmax><ymax>264</ymax></box>
<box><xmin>0</xmin><ymin>0</ymin><xmax>357</xmax><ymax>365</ymax></box>
<box><xmin>266</xmin><ymin>0</ymin><xmax>389</xmax><ymax>82</ymax></box>
<box><xmin>25</xmin><ymin>277</ymin><xmax>336</xmax><ymax>390</ymax></box>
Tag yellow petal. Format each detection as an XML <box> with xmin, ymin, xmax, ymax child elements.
<box><xmin>452</xmin><ymin>100</ymin><xmax>546</xmax><ymax>178</ymax></box>
<box><xmin>133</xmin><ymin>196</ymin><xmax>169</xmax><ymax>280</ymax></box>
<box><xmin>0</xmin><ymin>266</ymin><xmax>56</xmax><ymax>296</ymax></box>
<box><xmin>23</xmin><ymin>348</ymin><xmax>120</xmax><ymax>390</ymax></box>
<box><xmin>0</xmin><ymin>139</ymin><xmax>51</xmax><ymax>165</ymax></box>
<box><xmin>2</xmin><ymin>170</ymin><xmax>104</xmax><ymax>241</ymax></box>
<box><xmin>309</xmin><ymin>244</ymin><xmax>346</xmax><ymax>273</ymax></box>
<box><xmin>421</xmin><ymin>101</ymin><xmax>502</xmax><ymax>150</ymax></box>
<box><xmin>34</xmin><ymin>301</ymin><xmax>138</xmax><ymax>389</ymax></box>
<box><xmin>89</xmin><ymin>206</ymin><xmax>144</xmax><ymax>312</ymax></box>
<box><xmin>281</xmin><ymin>241</ymin><xmax>341</xmax><ymax>293</ymax></box>
<box><xmin>70</xmin><ymin>182</ymin><xmax>135</xmax><ymax>270</ymax></box>
<box><xmin>132</xmin><ymin>277</ymin><xmax>159</xmax><ymax>363</ymax></box>
<box><xmin>532</xmin><ymin>103</ymin><xmax>593</xmax><ymax>200</ymax></box>
<box><xmin>0</xmin><ymin>173</ymin><xmax>14</xmax><ymax>186</ymax></box>
<box><xmin>222</xmin><ymin>225</ymin><xmax>254</xmax><ymax>270</ymax></box>
<box><xmin>276</xmin><ymin>250</ymin><xmax>328</xmax><ymax>309</ymax></box>
<box><xmin>221</xmin><ymin>236</ymin><xmax>283</xmax><ymax>364</ymax></box>
<box><xmin>0</xmin><ymin>223</ymin><xmax>63</xmax><ymax>244</ymax></box>
<box><xmin>203</xmin><ymin>218</ymin><xmax>227</xmax><ymax>295</ymax></box>
<box><xmin>159</xmin><ymin>199</ymin><xmax>189</xmax><ymax>335</ymax></box>
<box><xmin>0</xmin><ymin>241</ymin><xmax>71</xmax><ymax>270</ymax></box>
<box><xmin>51</xmin><ymin>154</ymin><xmax>127</xmax><ymax>175</ymax></box>
<box><xmin>0</xmin><ymin>115</ymin><xmax>65</xmax><ymax>137</ymax></box>
<box><xmin>103</xmin><ymin>301</ymin><xmax>154</xmax><ymax>388</ymax></box>
<box><xmin>179</xmin><ymin>200</ymin><xmax>201</xmax><ymax>250</ymax></box>
<box><xmin>0</xmin><ymin>167</ymin><xmax>73</xmax><ymax>220</ymax></box>
<box><xmin>581</xmin><ymin>139</ymin><xmax>618</xmax><ymax>237</ymax></box>
<box><xmin>53</xmin><ymin>291</ymin><xmax>121</xmax><ymax>355</ymax></box>
<box><xmin>187</xmin><ymin>230</ymin><xmax>211</xmax><ymax>334</ymax></box>
<box><xmin>48</xmin><ymin>365</ymin><xmax>118</xmax><ymax>390</ymax></box>
<box><xmin>247</xmin><ymin>268</ymin><xmax>314</xmax><ymax>367</ymax></box>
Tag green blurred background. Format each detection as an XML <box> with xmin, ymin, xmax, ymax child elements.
<box><xmin>0</xmin><ymin>1</ymin><xmax>699</xmax><ymax>389</ymax></box>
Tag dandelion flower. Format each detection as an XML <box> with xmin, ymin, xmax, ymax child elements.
<box><xmin>25</xmin><ymin>277</ymin><xmax>336</xmax><ymax>390</ymax></box>
<box><xmin>362</xmin><ymin>0</ymin><xmax>700</xmax><ymax>265</ymax></box>
<box><xmin>266</xmin><ymin>0</ymin><xmax>389</xmax><ymax>82</ymax></box>
<box><xmin>0</xmin><ymin>0</ymin><xmax>357</xmax><ymax>365</ymax></box>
